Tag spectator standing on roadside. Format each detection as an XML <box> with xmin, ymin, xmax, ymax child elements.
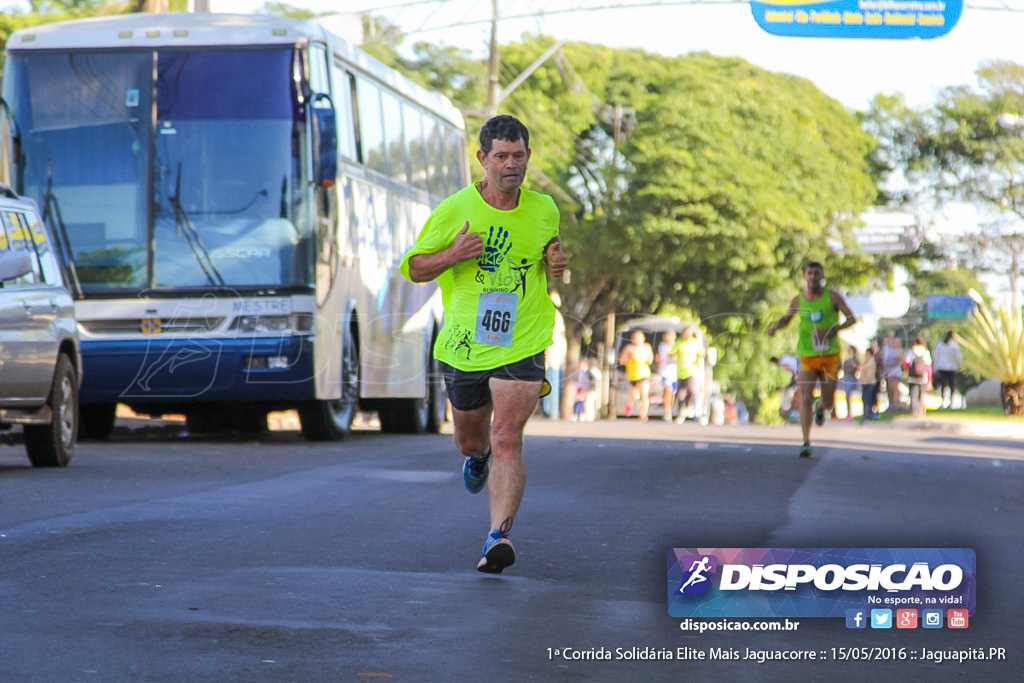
<box><xmin>838</xmin><ymin>345</ymin><xmax>860</xmax><ymax>421</ymax></box>
<box><xmin>881</xmin><ymin>334</ymin><xmax>904</xmax><ymax>413</ymax></box>
<box><xmin>905</xmin><ymin>335</ymin><xmax>933</xmax><ymax>418</ymax></box>
<box><xmin>859</xmin><ymin>346</ymin><xmax>879</xmax><ymax>422</ymax></box>
<box><xmin>932</xmin><ymin>330</ymin><xmax>963</xmax><ymax>409</ymax></box>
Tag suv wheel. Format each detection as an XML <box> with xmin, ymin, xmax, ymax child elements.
<box><xmin>24</xmin><ymin>354</ymin><xmax>79</xmax><ymax>467</ymax></box>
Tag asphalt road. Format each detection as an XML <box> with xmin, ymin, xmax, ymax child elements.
<box><xmin>1</xmin><ymin>417</ymin><xmax>1021</xmax><ymax>682</ymax></box>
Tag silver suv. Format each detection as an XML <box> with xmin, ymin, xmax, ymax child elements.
<box><xmin>0</xmin><ymin>183</ymin><xmax>81</xmax><ymax>466</ymax></box>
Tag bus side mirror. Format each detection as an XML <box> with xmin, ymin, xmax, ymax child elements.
<box><xmin>311</xmin><ymin>93</ymin><xmax>337</xmax><ymax>188</ymax></box>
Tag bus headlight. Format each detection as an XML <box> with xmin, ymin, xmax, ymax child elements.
<box><xmin>233</xmin><ymin>315</ymin><xmax>289</xmax><ymax>333</ymax></box>
<box><xmin>231</xmin><ymin>313</ymin><xmax>313</xmax><ymax>333</ymax></box>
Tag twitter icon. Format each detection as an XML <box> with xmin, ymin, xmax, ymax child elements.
<box><xmin>871</xmin><ymin>609</ymin><xmax>893</xmax><ymax>629</ymax></box>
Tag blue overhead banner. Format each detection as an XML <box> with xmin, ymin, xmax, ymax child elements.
<box><xmin>927</xmin><ymin>294</ymin><xmax>975</xmax><ymax>320</ymax></box>
<box><xmin>750</xmin><ymin>0</ymin><xmax>962</xmax><ymax>39</ymax></box>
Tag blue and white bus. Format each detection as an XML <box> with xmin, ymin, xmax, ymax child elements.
<box><xmin>0</xmin><ymin>12</ymin><xmax>468</xmax><ymax>439</ymax></box>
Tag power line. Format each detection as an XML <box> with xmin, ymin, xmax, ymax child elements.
<box><xmin>358</xmin><ymin>0</ymin><xmax>1024</xmax><ymax>40</ymax></box>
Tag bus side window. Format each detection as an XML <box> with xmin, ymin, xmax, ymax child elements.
<box><xmin>331</xmin><ymin>63</ymin><xmax>358</xmax><ymax>161</ymax></box>
<box><xmin>381</xmin><ymin>90</ymin><xmax>407</xmax><ymax>184</ymax></box>
<box><xmin>403</xmin><ymin>102</ymin><xmax>428</xmax><ymax>193</ymax></box>
<box><xmin>355</xmin><ymin>77</ymin><xmax>386</xmax><ymax>176</ymax></box>
<box><xmin>443</xmin><ymin>123</ymin><xmax>466</xmax><ymax>191</ymax></box>
<box><xmin>424</xmin><ymin>114</ymin><xmax>446</xmax><ymax>197</ymax></box>
<box><xmin>309</xmin><ymin>43</ymin><xmax>329</xmax><ymax>93</ymax></box>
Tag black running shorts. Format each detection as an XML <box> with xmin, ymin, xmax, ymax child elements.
<box><xmin>440</xmin><ymin>351</ymin><xmax>546</xmax><ymax>411</ymax></box>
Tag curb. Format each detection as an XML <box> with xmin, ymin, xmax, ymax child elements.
<box><xmin>891</xmin><ymin>417</ymin><xmax>1024</xmax><ymax>439</ymax></box>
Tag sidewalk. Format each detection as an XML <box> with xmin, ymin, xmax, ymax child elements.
<box><xmin>889</xmin><ymin>414</ymin><xmax>1024</xmax><ymax>439</ymax></box>
<box><xmin>521</xmin><ymin>412</ymin><xmax>1024</xmax><ymax>462</ymax></box>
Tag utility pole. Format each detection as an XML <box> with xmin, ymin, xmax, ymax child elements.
<box><xmin>485</xmin><ymin>0</ymin><xmax>500</xmax><ymax>118</ymax></box>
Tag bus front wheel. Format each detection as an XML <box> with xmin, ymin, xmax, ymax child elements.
<box><xmin>299</xmin><ymin>325</ymin><xmax>359</xmax><ymax>441</ymax></box>
<box><xmin>379</xmin><ymin>351</ymin><xmax>445</xmax><ymax>434</ymax></box>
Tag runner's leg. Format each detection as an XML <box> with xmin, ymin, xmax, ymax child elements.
<box><xmin>821</xmin><ymin>374</ymin><xmax>840</xmax><ymax>414</ymax></box>
<box><xmin>798</xmin><ymin>368</ymin><xmax>818</xmax><ymax>444</ymax></box>
<box><xmin>451</xmin><ymin>402</ymin><xmax>493</xmax><ymax>459</ymax></box>
<box><xmin>486</xmin><ymin>378</ymin><xmax>543</xmax><ymax>531</ymax></box>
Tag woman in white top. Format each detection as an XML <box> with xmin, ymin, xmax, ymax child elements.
<box><xmin>932</xmin><ymin>331</ymin><xmax>963</xmax><ymax>409</ymax></box>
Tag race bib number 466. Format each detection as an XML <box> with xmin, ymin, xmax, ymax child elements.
<box><xmin>475</xmin><ymin>291</ymin><xmax>518</xmax><ymax>347</ymax></box>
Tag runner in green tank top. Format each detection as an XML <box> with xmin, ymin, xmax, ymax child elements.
<box><xmin>768</xmin><ymin>261</ymin><xmax>857</xmax><ymax>458</ymax></box>
<box><xmin>401</xmin><ymin>115</ymin><xmax>567</xmax><ymax>574</ymax></box>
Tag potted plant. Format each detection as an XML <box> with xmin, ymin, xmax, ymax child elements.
<box><xmin>955</xmin><ymin>289</ymin><xmax>1024</xmax><ymax>415</ymax></box>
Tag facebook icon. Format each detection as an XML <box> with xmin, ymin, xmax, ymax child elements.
<box><xmin>846</xmin><ymin>609</ymin><xmax>867</xmax><ymax>629</ymax></box>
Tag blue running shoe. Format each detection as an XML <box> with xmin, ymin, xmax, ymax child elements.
<box><xmin>477</xmin><ymin>527</ymin><xmax>516</xmax><ymax>574</ymax></box>
<box><xmin>813</xmin><ymin>398</ymin><xmax>824</xmax><ymax>427</ymax></box>
<box><xmin>462</xmin><ymin>451</ymin><xmax>490</xmax><ymax>494</ymax></box>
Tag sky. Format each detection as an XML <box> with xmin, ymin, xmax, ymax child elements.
<box><xmin>204</xmin><ymin>0</ymin><xmax>1024</xmax><ymax>111</ymax></box>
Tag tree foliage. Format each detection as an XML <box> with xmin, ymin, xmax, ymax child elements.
<box><xmin>489</xmin><ymin>41</ymin><xmax>879</xmax><ymax>408</ymax></box>
<box><xmin>865</xmin><ymin>61</ymin><xmax>1024</xmax><ymax>306</ymax></box>
<box><xmin>259</xmin><ymin>2</ymin><xmax>318</xmax><ymax>20</ymax></box>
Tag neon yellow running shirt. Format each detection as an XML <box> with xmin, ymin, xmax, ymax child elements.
<box><xmin>797</xmin><ymin>287</ymin><xmax>840</xmax><ymax>357</ymax></box>
<box><xmin>670</xmin><ymin>336</ymin><xmax>702</xmax><ymax>380</ymax></box>
<box><xmin>400</xmin><ymin>183</ymin><xmax>560</xmax><ymax>371</ymax></box>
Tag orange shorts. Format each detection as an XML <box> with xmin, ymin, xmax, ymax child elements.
<box><xmin>800</xmin><ymin>353</ymin><xmax>840</xmax><ymax>380</ymax></box>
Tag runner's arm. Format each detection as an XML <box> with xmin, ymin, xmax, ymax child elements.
<box><xmin>406</xmin><ymin>222</ymin><xmax>482</xmax><ymax>282</ymax></box>
<box><xmin>767</xmin><ymin>296</ymin><xmax>800</xmax><ymax>336</ymax></box>
<box><xmin>618</xmin><ymin>344</ymin><xmax>634</xmax><ymax>366</ymax></box>
<box><xmin>544</xmin><ymin>236</ymin><xmax>567</xmax><ymax>280</ymax></box>
<box><xmin>825</xmin><ymin>290</ymin><xmax>858</xmax><ymax>340</ymax></box>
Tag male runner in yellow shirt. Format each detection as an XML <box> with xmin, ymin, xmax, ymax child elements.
<box><xmin>401</xmin><ymin>115</ymin><xmax>567</xmax><ymax>573</ymax></box>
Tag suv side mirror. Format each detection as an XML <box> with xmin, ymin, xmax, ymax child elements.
<box><xmin>311</xmin><ymin>93</ymin><xmax>337</xmax><ymax>188</ymax></box>
<box><xmin>0</xmin><ymin>250</ymin><xmax>31</xmax><ymax>282</ymax></box>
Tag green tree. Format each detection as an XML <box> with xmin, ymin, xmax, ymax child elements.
<box><xmin>539</xmin><ymin>48</ymin><xmax>878</xmax><ymax>413</ymax></box>
<box><xmin>259</xmin><ymin>2</ymin><xmax>317</xmax><ymax>19</ymax></box>
<box><xmin>867</xmin><ymin>61</ymin><xmax>1024</xmax><ymax>308</ymax></box>
<box><xmin>397</xmin><ymin>42</ymin><xmax>487</xmax><ymax>114</ymax></box>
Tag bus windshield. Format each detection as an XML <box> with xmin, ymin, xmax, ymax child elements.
<box><xmin>4</xmin><ymin>47</ymin><xmax>310</xmax><ymax>292</ymax></box>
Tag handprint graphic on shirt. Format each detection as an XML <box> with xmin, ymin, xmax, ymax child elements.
<box><xmin>477</xmin><ymin>225</ymin><xmax>512</xmax><ymax>273</ymax></box>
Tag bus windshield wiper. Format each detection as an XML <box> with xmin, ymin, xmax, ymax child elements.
<box><xmin>168</xmin><ymin>163</ymin><xmax>225</xmax><ymax>287</ymax></box>
<box><xmin>41</xmin><ymin>160</ymin><xmax>84</xmax><ymax>299</ymax></box>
